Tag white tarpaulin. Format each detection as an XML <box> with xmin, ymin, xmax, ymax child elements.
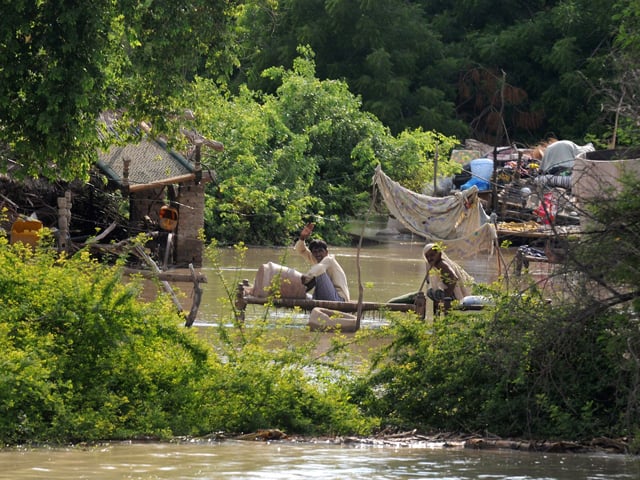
<box><xmin>373</xmin><ymin>165</ymin><xmax>496</xmax><ymax>258</ymax></box>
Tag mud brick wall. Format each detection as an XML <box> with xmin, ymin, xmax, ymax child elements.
<box><xmin>175</xmin><ymin>181</ymin><xmax>205</xmax><ymax>267</ymax></box>
<box><xmin>129</xmin><ymin>187</ymin><xmax>165</xmax><ymax>234</ymax></box>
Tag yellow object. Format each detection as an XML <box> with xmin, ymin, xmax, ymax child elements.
<box><xmin>159</xmin><ymin>206</ymin><xmax>178</xmax><ymax>231</ymax></box>
<box><xmin>11</xmin><ymin>220</ymin><xmax>43</xmax><ymax>247</ymax></box>
<box><xmin>498</xmin><ymin>221</ymin><xmax>540</xmax><ymax>232</ymax></box>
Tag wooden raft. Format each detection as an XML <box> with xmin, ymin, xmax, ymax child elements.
<box><xmin>235</xmin><ymin>282</ymin><xmax>426</xmax><ymax>321</ymax></box>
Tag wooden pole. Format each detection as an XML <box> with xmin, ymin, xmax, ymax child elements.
<box><xmin>491</xmin><ymin>145</ymin><xmax>498</xmax><ymax>212</ymax></box>
<box><xmin>433</xmin><ymin>144</ymin><xmax>439</xmax><ymax>194</ymax></box>
<box><xmin>57</xmin><ymin>190</ymin><xmax>72</xmax><ymax>252</ymax></box>
<box><xmin>184</xmin><ymin>263</ymin><xmax>203</xmax><ymax>327</ymax></box>
<box><xmin>134</xmin><ymin>245</ymin><xmax>183</xmax><ymax>313</ymax></box>
<box><xmin>240</xmin><ymin>296</ymin><xmax>424</xmax><ymax>316</ymax></box>
<box><xmin>355</xmin><ymin>179</ymin><xmax>382</xmax><ymax>329</ymax></box>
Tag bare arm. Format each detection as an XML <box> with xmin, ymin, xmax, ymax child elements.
<box><xmin>438</xmin><ymin>262</ymin><xmax>458</xmax><ymax>298</ymax></box>
<box><xmin>299</xmin><ymin>222</ymin><xmax>314</xmax><ymax>241</ymax></box>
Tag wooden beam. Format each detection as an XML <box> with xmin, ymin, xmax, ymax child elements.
<box><xmin>235</xmin><ymin>282</ymin><xmax>426</xmax><ymax>321</ymax></box>
<box><xmin>123</xmin><ymin>268</ymin><xmax>208</xmax><ymax>283</ymax></box>
<box><xmin>185</xmin><ymin>263</ymin><xmax>203</xmax><ymax>327</ymax></box>
<box><xmin>133</xmin><ymin>245</ymin><xmax>183</xmax><ymax>313</ymax></box>
<box><xmin>127</xmin><ymin>171</ymin><xmax>215</xmax><ymax>193</ymax></box>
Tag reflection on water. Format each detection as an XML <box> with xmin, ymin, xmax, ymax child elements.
<box><xmin>192</xmin><ymin>242</ymin><xmax>521</xmax><ymax>326</ymax></box>
<box><xmin>4</xmin><ymin>244</ymin><xmax>637</xmax><ymax>479</ymax></box>
<box><xmin>1</xmin><ymin>440</ymin><xmax>638</xmax><ymax>480</ymax></box>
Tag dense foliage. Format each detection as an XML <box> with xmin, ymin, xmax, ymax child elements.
<box><xmin>4</xmin><ymin>0</ymin><xmax>640</xmax><ymax>244</ymax></box>
<box><xmin>173</xmin><ymin>50</ymin><xmax>460</xmax><ymax>245</ymax></box>
<box><xmin>352</xmin><ymin>295</ymin><xmax>639</xmax><ymax>443</ymax></box>
<box><xmin>0</xmin><ymin>0</ymin><xmax>230</xmax><ymax>179</ymax></box>
<box><xmin>2</xmin><ymin>174</ymin><xmax>639</xmax><ymax>446</ymax></box>
<box><xmin>2</xmin><ymin>0</ymin><xmax>640</xmax><ymax>450</ymax></box>
<box><xmin>3</xmin><ymin>2</ymin><xmax>640</xmax><ymax>179</ymax></box>
<box><xmin>0</xmin><ymin>231</ymin><xmax>374</xmax><ymax>444</ymax></box>
<box><xmin>230</xmin><ymin>0</ymin><xmax>624</xmax><ymax>144</ymax></box>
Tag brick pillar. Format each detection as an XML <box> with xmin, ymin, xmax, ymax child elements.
<box><xmin>175</xmin><ymin>181</ymin><xmax>205</xmax><ymax>267</ymax></box>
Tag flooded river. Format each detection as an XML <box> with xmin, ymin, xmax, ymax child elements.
<box><xmin>4</xmin><ymin>242</ymin><xmax>633</xmax><ymax>479</ymax></box>
<box><xmin>1</xmin><ymin>439</ymin><xmax>638</xmax><ymax>479</ymax></box>
<box><xmin>191</xmin><ymin>241</ymin><xmax>550</xmax><ymax>326</ymax></box>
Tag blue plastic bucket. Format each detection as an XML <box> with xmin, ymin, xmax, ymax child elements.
<box><xmin>470</xmin><ymin>158</ymin><xmax>494</xmax><ymax>181</ymax></box>
<box><xmin>461</xmin><ymin>158</ymin><xmax>493</xmax><ymax>191</ymax></box>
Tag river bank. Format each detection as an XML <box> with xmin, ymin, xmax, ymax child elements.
<box><xmin>3</xmin><ymin>435</ymin><xmax>638</xmax><ymax>480</ymax></box>
<box><xmin>225</xmin><ymin>429</ymin><xmax>634</xmax><ymax>455</ymax></box>
<box><xmin>5</xmin><ymin>431</ymin><xmax>629</xmax><ymax>456</ymax></box>
<box><xmin>3</xmin><ymin>430</ymin><xmax>631</xmax><ymax>456</ymax></box>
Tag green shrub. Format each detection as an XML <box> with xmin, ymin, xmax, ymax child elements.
<box><xmin>352</xmin><ymin>288</ymin><xmax>640</xmax><ymax>441</ymax></box>
<box><xmin>0</xmin><ymin>236</ymin><xmax>214</xmax><ymax>443</ymax></box>
<box><xmin>0</xmin><ymin>237</ymin><xmax>376</xmax><ymax>444</ymax></box>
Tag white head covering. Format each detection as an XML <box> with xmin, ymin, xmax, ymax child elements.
<box><xmin>423</xmin><ymin>243</ymin><xmax>474</xmax><ymax>299</ymax></box>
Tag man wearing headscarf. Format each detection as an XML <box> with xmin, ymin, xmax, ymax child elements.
<box><xmin>423</xmin><ymin>243</ymin><xmax>474</xmax><ymax>301</ymax></box>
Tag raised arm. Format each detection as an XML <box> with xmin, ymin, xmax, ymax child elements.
<box><xmin>299</xmin><ymin>222</ymin><xmax>315</xmax><ymax>241</ymax></box>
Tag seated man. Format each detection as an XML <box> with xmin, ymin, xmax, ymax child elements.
<box><xmin>423</xmin><ymin>243</ymin><xmax>474</xmax><ymax>302</ymax></box>
<box><xmin>294</xmin><ymin>223</ymin><xmax>350</xmax><ymax>302</ymax></box>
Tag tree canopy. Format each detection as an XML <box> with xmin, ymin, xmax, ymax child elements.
<box><xmin>231</xmin><ymin>0</ymin><xmax>631</xmax><ymax>145</ymax></box>
<box><xmin>2</xmin><ymin>0</ymin><xmax>640</xmax><ymax>245</ymax></box>
<box><xmin>174</xmin><ymin>49</ymin><xmax>460</xmax><ymax>244</ymax></box>
<box><xmin>0</xmin><ymin>0</ymin><xmax>230</xmax><ymax>180</ymax></box>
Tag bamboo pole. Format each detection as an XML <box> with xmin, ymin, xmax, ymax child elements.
<box><xmin>184</xmin><ymin>263</ymin><xmax>203</xmax><ymax>327</ymax></box>
<box><xmin>241</xmin><ymin>296</ymin><xmax>422</xmax><ymax>315</ymax></box>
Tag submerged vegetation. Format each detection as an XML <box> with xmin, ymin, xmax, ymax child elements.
<box><xmin>1</xmin><ymin>0</ymin><xmax>639</xmax><ymax>452</ymax></box>
<box><xmin>1</xmin><ymin>173</ymin><xmax>639</xmax><ymax>450</ymax></box>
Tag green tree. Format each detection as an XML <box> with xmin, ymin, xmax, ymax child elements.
<box><xmin>176</xmin><ymin>78</ymin><xmax>316</xmax><ymax>245</ymax></box>
<box><xmin>0</xmin><ymin>0</ymin><xmax>231</xmax><ymax>180</ymax></box>
<box><xmin>446</xmin><ymin>0</ymin><xmax>616</xmax><ymax>143</ymax></box>
<box><xmin>231</xmin><ymin>0</ymin><xmax>630</xmax><ymax>145</ymax></box>
<box><xmin>232</xmin><ymin>0</ymin><xmax>469</xmax><ymax>137</ymax></box>
<box><xmin>175</xmin><ymin>49</ymin><xmax>460</xmax><ymax>245</ymax></box>
<box><xmin>590</xmin><ymin>0</ymin><xmax>640</xmax><ymax>145</ymax></box>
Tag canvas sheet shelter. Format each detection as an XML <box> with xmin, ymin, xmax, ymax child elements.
<box><xmin>373</xmin><ymin>165</ymin><xmax>496</xmax><ymax>259</ymax></box>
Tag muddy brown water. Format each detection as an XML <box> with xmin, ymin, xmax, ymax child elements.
<box><xmin>187</xmin><ymin>242</ymin><xmax>554</xmax><ymax>326</ymax></box>
<box><xmin>3</xmin><ymin>244</ymin><xmax>638</xmax><ymax>478</ymax></box>
<box><xmin>1</xmin><ymin>439</ymin><xmax>638</xmax><ymax>479</ymax></box>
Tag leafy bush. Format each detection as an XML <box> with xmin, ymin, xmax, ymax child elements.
<box><xmin>173</xmin><ymin>48</ymin><xmax>460</xmax><ymax>245</ymax></box>
<box><xmin>0</xmin><ymin>235</ymin><xmax>212</xmax><ymax>443</ymax></box>
<box><xmin>352</xmin><ymin>288</ymin><xmax>639</xmax><ymax>441</ymax></box>
<box><xmin>197</xmin><ymin>242</ymin><xmax>378</xmax><ymax>436</ymax></box>
<box><xmin>198</xmin><ymin>330</ymin><xmax>376</xmax><ymax>436</ymax></box>
<box><xmin>0</xmin><ymin>236</ymin><xmax>375</xmax><ymax>444</ymax></box>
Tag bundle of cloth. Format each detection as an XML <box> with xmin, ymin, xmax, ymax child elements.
<box><xmin>533</xmin><ymin>139</ymin><xmax>594</xmax><ymax>189</ymax></box>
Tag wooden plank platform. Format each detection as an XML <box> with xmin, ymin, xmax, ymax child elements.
<box><xmin>235</xmin><ymin>282</ymin><xmax>426</xmax><ymax>322</ymax></box>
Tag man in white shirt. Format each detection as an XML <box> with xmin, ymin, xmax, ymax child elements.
<box><xmin>294</xmin><ymin>223</ymin><xmax>350</xmax><ymax>302</ymax></box>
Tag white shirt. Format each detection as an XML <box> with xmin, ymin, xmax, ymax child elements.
<box><xmin>294</xmin><ymin>240</ymin><xmax>350</xmax><ymax>301</ymax></box>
